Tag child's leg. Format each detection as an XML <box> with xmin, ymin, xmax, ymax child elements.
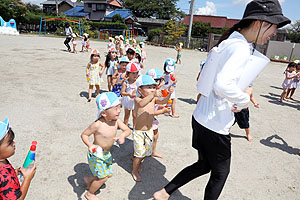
<box><xmin>88</xmin><ymin>85</ymin><xmax>93</xmax><ymax>101</ymax></box>
<box><xmin>197</xmin><ymin>93</ymin><xmax>201</xmax><ymax>102</ymax></box>
<box><xmin>132</xmin><ymin>111</ymin><xmax>136</xmax><ymax>128</ymax></box>
<box><xmin>84</xmin><ymin>176</ymin><xmax>109</xmax><ymax>200</ymax></box>
<box><xmin>286</xmin><ymin>88</ymin><xmax>291</xmax><ymax>98</ymax></box>
<box><xmin>124</xmin><ymin>109</ymin><xmax>130</xmax><ymax>126</ymax></box>
<box><xmin>95</xmin><ymin>85</ymin><xmax>100</xmax><ymax>97</ymax></box>
<box><xmin>107</xmin><ymin>75</ymin><xmax>112</xmax><ymax>91</ymax></box>
<box><xmin>280</xmin><ymin>88</ymin><xmax>288</xmax><ymax>101</ymax></box>
<box><xmin>132</xmin><ymin>157</ymin><xmax>144</xmax><ymax>182</ymax></box>
<box><xmin>152</xmin><ymin>129</ymin><xmax>163</xmax><ymax>158</ymax></box>
<box><xmin>288</xmin><ymin>88</ymin><xmax>296</xmax><ymax>100</ymax></box>
<box><xmin>171</xmin><ymin>99</ymin><xmax>179</xmax><ymax>118</ymax></box>
<box><xmin>245</xmin><ymin>128</ymin><xmax>252</xmax><ymax>142</ymax></box>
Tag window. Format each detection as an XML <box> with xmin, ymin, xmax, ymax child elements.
<box><xmin>96</xmin><ymin>4</ymin><xmax>105</xmax><ymax>11</ymax></box>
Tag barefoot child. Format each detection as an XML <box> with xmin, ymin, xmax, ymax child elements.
<box><xmin>175</xmin><ymin>43</ymin><xmax>182</xmax><ymax>64</ymax></box>
<box><xmin>81</xmin><ymin>92</ymin><xmax>131</xmax><ymax>200</ymax></box>
<box><xmin>104</xmin><ymin>48</ymin><xmax>119</xmax><ymax>91</ymax></box>
<box><xmin>112</xmin><ymin>56</ymin><xmax>130</xmax><ymax>97</ymax></box>
<box><xmin>132</xmin><ymin>75</ymin><xmax>174</xmax><ymax>182</ymax></box>
<box><xmin>86</xmin><ymin>49</ymin><xmax>105</xmax><ymax>102</ymax></box>
<box><xmin>71</xmin><ymin>33</ymin><xmax>77</xmax><ymax>54</ymax></box>
<box><xmin>280</xmin><ymin>62</ymin><xmax>297</xmax><ymax>102</ymax></box>
<box><xmin>0</xmin><ymin>118</ymin><xmax>36</xmax><ymax>200</ymax></box>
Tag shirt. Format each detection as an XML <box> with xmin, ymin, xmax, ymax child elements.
<box><xmin>193</xmin><ymin>31</ymin><xmax>251</xmax><ymax>135</ymax></box>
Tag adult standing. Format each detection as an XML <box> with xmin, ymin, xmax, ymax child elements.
<box><xmin>154</xmin><ymin>0</ymin><xmax>290</xmax><ymax>199</ymax></box>
<box><xmin>64</xmin><ymin>22</ymin><xmax>73</xmax><ymax>52</ymax></box>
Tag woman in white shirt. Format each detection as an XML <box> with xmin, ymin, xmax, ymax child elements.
<box><xmin>154</xmin><ymin>1</ymin><xmax>290</xmax><ymax>199</ymax></box>
<box><xmin>64</xmin><ymin>22</ymin><xmax>73</xmax><ymax>52</ymax></box>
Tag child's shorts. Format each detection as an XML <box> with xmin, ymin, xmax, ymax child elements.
<box><xmin>112</xmin><ymin>84</ymin><xmax>122</xmax><ymax>97</ymax></box>
<box><xmin>234</xmin><ymin>108</ymin><xmax>249</xmax><ymax>129</ymax></box>
<box><xmin>133</xmin><ymin>129</ymin><xmax>154</xmax><ymax>158</ymax></box>
<box><xmin>87</xmin><ymin>151</ymin><xmax>113</xmax><ymax>179</ymax></box>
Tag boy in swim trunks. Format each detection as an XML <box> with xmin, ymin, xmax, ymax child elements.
<box><xmin>132</xmin><ymin>75</ymin><xmax>174</xmax><ymax>182</ymax></box>
<box><xmin>81</xmin><ymin>92</ymin><xmax>131</xmax><ymax>200</ymax></box>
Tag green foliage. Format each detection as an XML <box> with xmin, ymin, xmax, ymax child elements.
<box><xmin>165</xmin><ymin>20</ymin><xmax>187</xmax><ymax>41</ymax></box>
<box><xmin>191</xmin><ymin>21</ymin><xmax>211</xmax><ymax>38</ymax></box>
<box><xmin>148</xmin><ymin>28</ymin><xmax>163</xmax><ymax>41</ymax></box>
<box><xmin>287</xmin><ymin>21</ymin><xmax>300</xmax><ymax>43</ymax></box>
<box><xmin>112</xmin><ymin>14</ymin><xmax>123</xmax><ymax>23</ymax></box>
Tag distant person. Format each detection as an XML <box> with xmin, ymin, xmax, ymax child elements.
<box><xmin>104</xmin><ymin>48</ymin><xmax>119</xmax><ymax>91</ymax></box>
<box><xmin>286</xmin><ymin>60</ymin><xmax>300</xmax><ymax>100</ymax></box>
<box><xmin>175</xmin><ymin>43</ymin><xmax>182</xmax><ymax>64</ymax></box>
<box><xmin>64</xmin><ymin>22</ymin><xmax>73</xmax><ymax>52</ymax></box>
<box><xmin>154</xmin><ymin>0</ymin><xmax>290</xmax><ymax>199</ymax></box>
<box><xmin>71</xmin><ymin>33</ymin><xmax>77</xmax><ymax>54</ymax></box>
<box><xmin>280</xmin><ymin>62</ymin><xmax>297</xmax><ymax>102</ymax></box>
<box><xmin>80</xmin><ymin>33</ymin><xmax>89</xmax><ymax>52</ymax></box>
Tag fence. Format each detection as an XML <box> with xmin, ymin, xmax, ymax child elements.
<box><xmin>266</xmin><ymin>41</ymin><xmax>300</xmax><ymax>61</ymax></box>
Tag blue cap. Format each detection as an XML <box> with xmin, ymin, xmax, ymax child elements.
<box><xmin>146</xmin><ymin>69</ymin><xmax>164</xmax><ymax>79</ymax></box>
<box><xmin>96</xmin><ymin>92</ymin><xmax>120</xmax><ymax>119</ymax></box>
<box><xmin>164</xmin><ymin>58</ymin><xmax>176</xmax><ymax>73</ymax></box>
<box><xmin>136</xmin><ymin>75</ymin><xmax>157</xmax><ymax>88</ymax></box>
<box><xmin>0</xmin><ymin>118</ymin><xmax>10</xmax><ymax>141</ymax></box>
<box><xmin>119</xmin><ymin>56</ymin><xmax>130</xmax><ymax>63</ymax></box>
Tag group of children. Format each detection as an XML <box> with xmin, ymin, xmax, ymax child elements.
<box><xmin>70</xmin><ymin>33</ymin><xmax>91</xmax><ymax>54</ymax></box>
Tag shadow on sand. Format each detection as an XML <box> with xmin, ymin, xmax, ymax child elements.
<box><xmin>79</xmin><ymin>90</ymin><xmax>108</xmax><ymax>99</ymax></box>
<box><xmin>178</xmin><ymin>97</ymin><xmax>197</xmax><ymax>105</ymax></box>
<box><xmin>260</xmin><ymin>93</ymin><xmax>300</xmax><ymax>110</ymax></box>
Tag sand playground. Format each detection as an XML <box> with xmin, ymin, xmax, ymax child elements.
<box><xmin>0</xmin><ymin>35</ymin><xmax>299</xmax><ymax>200</ymax></box>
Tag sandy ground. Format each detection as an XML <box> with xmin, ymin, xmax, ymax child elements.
<box><xmin>0</xmin><ymin>34</ymin><xmax>299</xmax><ymax>200</ymax></box>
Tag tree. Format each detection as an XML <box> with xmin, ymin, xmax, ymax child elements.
<box><xmin>165</xmin><ymin>19</ymin><xmax>187</xmax><ymax>41</ymax></box>
<box><xmin>191</xmin><ymin>21</ymin><xmax>211</xmax><ymax>38</ymax></box>
<box><xmin>124</xmin><ymin>0</ymin><xmax>183</xmax><ymax>20</ymax></box>
<box><xmin>112</xmin><ymin>14</ymin><xmax>123</xmax><ymax>23</ymax></box>
<box><xmin>287</xmin><ymin>21</ymin><xmax>300</xmax><ymax>43</ymax></box>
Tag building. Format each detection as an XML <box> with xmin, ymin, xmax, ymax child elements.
<box><xmin>137</xmin><ymin>18</ymin><xmax>168</xmax><ymax>35</ymax></box>
<box><xmin>41</xmin><ymin>0</ymin><xmax>83</xmax><ymax>15</ymax></box>
<box><xmin>62</xmin><ymin>6</ymin><xmax>90</xmax><ymax>18</ymax></box>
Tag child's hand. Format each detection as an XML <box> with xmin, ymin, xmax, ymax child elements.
<box><xmin>86</xmin><ymin>73</ymin><xmax>90</xmax><ymax>77</ymax></box>
<box><xmin>15</xmin><ymin>168</ymin><xmax>21</xmax><ymax>176</ymax></box>
<box><xmin>114</xmin><ymin>135</ymin><xmax>125</xmax><ymax>144</ymax></box>
<box><xmin>20</xmin><ymin>163</ymin><xmax>36</xmax><ymax>181</ymax></box>
<box><xmin>254</xmin><ymin>103</ymin><xmax>260</xmax><ymax>108</ymax></box>
<box><xmin>155</xmin><ymin>90</ymin><xmax>162</xmax><ymax>97</ymax></box>
<box><xmin>99</xmin><ymin>71</ymin><xmax>103</xmax><ymax>76</ymax></box>
<box><xmin>168</xmin><ymin>86</ymin><xmax>175</xmax><ymax>94</ymax></box>
<box><xmin>130</xmin><ymin>90</ymin><xmax>136</xmax><ymax>98</ymax></box>
<box><xmin>88</xmin><ymin>144</ymin><xmax>98</xmax><ymax>153</ymax></box>
<box><xmin>163</xmin><ymin>107</ymin><xmax>171</xmax><ymax>114</ymax></box>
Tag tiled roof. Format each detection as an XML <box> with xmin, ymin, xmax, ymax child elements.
<box><xmin>62</xmin><ymin>6</ymin><xmax>89</xmax><ymax>17</ymax></box>
<box><xmin>107</xmin><ymin>0</ymin><xmax>122</xmax><ymax>8</ymax></box>
<box><xmin>183</xmin><ymin>15</ymin><xmax>239</xmax><ymax>28</ymax></box>
<box><xmin>104</xmin><ymin>9</ymin><xmax>134</xmax><ymax>19</ymax></box>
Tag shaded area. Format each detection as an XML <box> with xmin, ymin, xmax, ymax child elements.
<box><xmin>260</xmin><ymin>93</ymin><xmax>300</xmax><ymax>110</ymax></box>
<box><xmin>178</xmin><ymin>97</ymin><xmax>197</xmax><ymax>105</ymax></box>
<box><xmin>79</xmin><ymin>89</ymin><xmax>108</xmax><ymax>99</ymax></box>
<box><xmin>260</xmin><ymin>134</ymin><xmax>300</xmax><ymax>155</ymax></box>
<box><xmin>270</xmin><ymin>85</ymin><xmax>283</xmax><ymax>90</ymax></box>
<box><xmin>229</xmin><ymin>133</ymin><xmax>247</xmax><ymax>141</ymax></box>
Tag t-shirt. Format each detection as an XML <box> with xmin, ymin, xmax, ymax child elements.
<box><xmin>0</xmin><ymin>161</ymin><xmax>22</xmax><ymax>200</ymax></box>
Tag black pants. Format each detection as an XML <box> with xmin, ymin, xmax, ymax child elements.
<box><xmin>64</xmin><ymin>36</ymin><xmax>72</xmax><ymax>51</ymax></box>
<box><xmin>165</xmin><ymin>117</ymin><xmax>231</xmax><ymax>200</ymax></box>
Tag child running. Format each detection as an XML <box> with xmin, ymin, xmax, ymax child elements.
<box><xmin>280</xmin><ymin>62</ymin><xmax>297</xmax><ymax>102</ymax></box>
<box><xmin>104</xmin><ymin>48</ymin><xmax>119</xmax><ymax>91</ymax></box>
<box><xmin>175</xmin><ymin>43</ymin><xmax>183</xmax><ymax>64</ymax></box>
<box><xmin>286</xmin><ymin>60</ymin><xmax>300</xmax><ymax>100</ymax></box>
<box><xmin>86</xmin><ymin>49</ymin><xmax>105</xmax><ymax>102</ymax></box>
<box><xmin>163</xmin><ymin>58</ymin><xmax>179</xmax><ymax>118</ymax></box>
<box><xmin>121</xmin><ymin>62</ymin><xmax>139</xmax><ymax>127</ymax></box>
<box><xmin>71</xmin><ymin>33</ymin><xmax>77</xmax><ymax>54</ymax></box>
<box><xmin>132</xmin><ymin>75</ymin><xmax>174</xmax><ymax>182</ymax></box>
<box><xmin>81</xmin><ymin>92</ymin><xmax>131</xmax><ymax>200</ymax></box>
<box><xmin>134</xmin><ymin>49</ymin><xmax>144</xmax><ymax>71</ymax></box>
<box><xmin>112</xmin><ymin>56</ymin><xmax>130</xmax><ymax>97</ymax></box>
<box><xmin>80</xmin><ymin>33</ymin><xmax>89</xmax><ymax>52</ymax></box>
<box><xmin>0</xmin><ymin>118</ymin><xmax>36</xmax><ymax>200</ymax></box>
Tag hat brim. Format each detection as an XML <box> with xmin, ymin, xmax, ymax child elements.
<box><xmin>237</xmin><ymin>14</ymin><xmax>291</xmax><ymax>28</ymax></box>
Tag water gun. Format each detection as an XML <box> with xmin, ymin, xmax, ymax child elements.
<box><xmin>165</xmin><ymin>99</ymin><xmax>172</xmax><ymax>108</ymax></box>
<box><xmin>92</xmin><ymin>146</ymin><xmax>103</xmax><ymax>159</ymax></box>
<box><xmin>20</xmin><ymin>141</ymin><xmax>37</xmax><ymax>179</ymax></box>
<box><xmin>160</xmin><ymin>74</ymin><xmax>176</xmax><ymax>98</ymax></box>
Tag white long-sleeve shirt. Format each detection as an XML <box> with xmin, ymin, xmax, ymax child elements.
<box><xmin>193</xmin><ymin>31</ymin><xmax>251</xmax><ymax>135</ymax></box>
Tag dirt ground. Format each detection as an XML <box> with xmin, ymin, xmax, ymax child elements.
<box><xmin>0</xmin><ymin>34</ymin><xmax>299</xmax><ymax>200</ymax></box>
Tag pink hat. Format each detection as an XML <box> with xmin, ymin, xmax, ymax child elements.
<box><xmin>109</xmin><ymin>47</ymin><xmax>117</xmax><ymax>53</ymax></box>
<box><xmin>126</xmin><ymin>62</ymin><xmax>140</xmax><ymax>72</ymax></box>
<box><xmin>90</xmin><ymin>49</ymin><xmax>100</xmax><ymax>56</ymax></box>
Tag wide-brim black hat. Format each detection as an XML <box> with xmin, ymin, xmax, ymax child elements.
<box><xmin>238</xmin><ymin>0</ymin><xmax>291</xmax><ymax>28</ymax></box>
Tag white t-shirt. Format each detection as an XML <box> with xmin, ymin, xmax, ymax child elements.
<box><xmin>65</xmin><ymin>27</ymin><xmax>72</xmax><ymax>36</ymax></box>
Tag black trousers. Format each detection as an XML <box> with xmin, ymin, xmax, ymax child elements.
<box><xmin>64</xmin><ymin>36</ymin><xmax>72</xmax><ymax>50</ymax></box>
<box><xmin>165</xmin><ymin>117</ymin><xmax>231</xmax><ymax>200</ymax></box>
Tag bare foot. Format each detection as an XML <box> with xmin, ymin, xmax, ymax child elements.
<box><xmin>131</xmin><ymin>170</ymin><xmax>142</xmax><ymax>182</ymax></box>
<box><xmin>87</xmin><ymin>98</ymin><xmax>91</xmax><ymax>102</ymax></box>
<box><xmin>84</xmin><ymin>192</ymin><xmax>101</xmax><ymax>200</ymax></box>
<box><xmin>83</xmin><ymin>176</ymin><xmax>92</xmax><ymax>190</ymax></box>
<box><xmin>171</xmin><ymin>114</ymin><xmax>179</xmax><ymax>118</ymax></box>
<box><xmin>247</xmin><ymin>135</ymin><xmax>253</xmax><ymax>142</ymax></box>
<box><xmin>289</xmin><ymin>97</ymin><xmax>295</xmax><ymax>100</ymax></box>
<box><xmin>153</xmin><ymin>188</ymin><xmax>170</xmax><ymax>200</ymax></box>
<box><xmin>152</xmin><ymin>151</ymin><xmax>163</xmax><ymax>158</ymax></box>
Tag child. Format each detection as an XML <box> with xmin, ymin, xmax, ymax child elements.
<box><xmin>133</xmin><ymin>49</ymin><xmax>144</xmax><ymax>71</ymax></box>
<box><xmin>163</xmin><ymin>58</ymin><xmax>179</xmax><ymax>118</ymax></box>
<box><xmin>0</xmin><ymin>118</ymin><xmax>36</xmax><ymax>200</ymax></box>
<box><xmin>234</xmin><ymin>86</ymin><xmax>260</xmax><ymax>142</ymax></box>
<box><xmin>126</xmin><ymin>47</ymin><xmax>136</xmax><ymax>62</ymax></box>
<box><xmin>132</xmin><ymin>75</ymin><xmax>174</xmax><ymax>182</ymax></box>
<box><xmin>81</xmin><ymin>92</ymin><xmax>131</xmax><ymax>200</ymax></box>
<box><xmin>280</xmin><ymin>62</ymin><xmax>297</xmax><ymax>102</ymax></box>
<box><xmin>146</xmin><ymin>69</ymin><xmax>171</xmax><ymax>158</ymax></box>
<box><xmin>107</xmin><ymin>37</ymin><xmax>115</xmax><ymax>51</ymax></box>
<box><xmin>86</xmin><ymin>49</ymin><xmax>105</xmax><ymax>102</ymax></box>
<box><xmin>175</xmin><ymin>43</ymin><xmax>183</xmax><ymax>64</ymax></box>
<box><xmin>132</xmin><ymin>39</ymin><xmax>137</xmax><ymax>49</ymax></box>
<box><xmin>125</xmin><ymin>39</ymin><xmax>130</xmax><ymax>52</ymax></box>
<box><xmin>286</xmin><ymin>60</ymin><xmax>300</xmax><ymax>100</ymax></box>
<box><xmin>71</xmin><ymin>33</ymin><xmax>77</xmax><ymax>54</ymax></box>
<box><xmin>139</xmin><ymin>42</ymin><xmax>147</xmax><ymax>63</ymax></box>
<box><xmin>119</xmin><ymin>35</ymin><xmax>125</xmax><ymax>57</ymax></box>
<box><xmin>121</xmin><ymin>62</ymin><xmax>140</xmax><ymax>127</ymax></box>
<box><xmin>80</xmin><ymin>33</ymin><xmax>89</xmax><ymax>52</ymax></box>
<box><xmin>104</xmin><ymin>47</ymin><xmax>119</xmax><ymax>91</ymax></box>
<box><xmin>112</xmin><ymin>56</ymin><xmax>130</xmax><ymax>97</ymax></box>
<box><xmin>86</xmin><ymin>36</ymin><xmax>91</xmax><ymax>52</ymax></box>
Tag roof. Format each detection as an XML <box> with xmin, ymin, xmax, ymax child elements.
<box><xmin>104</xmin><ymin>9</ymin><xmax>136</xmax><ymax>21</ymax></box>
<box><xmin>107</xmin><ymin>0</ymin><xmax>122</xmax><ymax>8</ymax></box>
<box><xmin>62</xmin><ymin>6</ymin><xmax>89</xmax><ymax>17</ymax></box>
<box><xmin>41</xmin><ymin>0</ymin><xmax>83</xmax><ymax>7</ymax></box>
<box><xmin>183</xmin><ymin>15</ymin><xmax>239</xmax><ymax>29</ymax></box>
<box><xmin>137</xmin><ymin>17</ymin><xmax>168</xmax><ymax>25</ymax></box>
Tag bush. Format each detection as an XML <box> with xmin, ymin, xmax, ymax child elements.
<box><xmin>148</xmin><ymin>28</ymin><xmax>163</xmax><ymax>41</ymax></box>
<box><xmin>112</xmin><ymin>14</ymin><xmax>123</xmax><ymax>23</ymax></box>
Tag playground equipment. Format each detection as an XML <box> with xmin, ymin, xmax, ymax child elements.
<box><xmin>125</xmin><ymin>29</ymin><xmax>135</xmax><ymax>42</ymax></box>
<box><xmin>39</xmin><ymin>17</ymin><xmax>84</xmax><ymax>36</ymax></box>
<box><xmin>0</xmin><ymin>16</ymin><xmax>19</xmax><ymax>35</ymax></box>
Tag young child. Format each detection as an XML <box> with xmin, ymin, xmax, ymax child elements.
<box><xmin>146</xmin><ymin>69</ymin><xmax>171</xmax><ymax>158</ymax></box>
<box><xmin>112</xmin><ymin>56</ymin><xmax>130</xmax><ymax>97</ymax></box>
<box><xmin>280</xmin><ymin>62</ymin><xmax>297</xmax><ymax>102</ymax></box>
<box><xmin>107</xmin><ymin>37</ymin><xmax>115</xmax><ymax>51</ymax></box>
<box><xmin>71</xmin><ymin>33</ymin><xmax>77</xmax><ymax>54</ymax></box>
<box><xmin>286</xmin><ymin>60</ymin><xmax>300</xmax><ymax>100</ymax></box>
<box><xmin>133</xmin><ymin>49</ymin><xmax>144</xmax><ymax>71</ymax></box>
<box><xmin>139</xmin><ymin>42</ymin><xmax>147</xmax><ymax>63</ymax></box>
<box><xmin>132</xmin><ymin>39</ymin><xmax>137</xmax><ymax>49</ymax></box>
<box><xmin>234</xmin><ymin>86</ymin><xmax>260</xmax><ymax>142</ymax></box>
<box><xmin>86</xmin><ymin>49</ymin><xmax>105</xmax><ymax>102</ymax></box>
<box><xmin>104</xmin><ymin>47</ymin><xmax>119</xmax><ymax>91</ymax></box>
<box><xmin>175</xmin><ymin>43</ymin><xmax>183</xmax><ymax>64</ymax></box>
<box><xmin>119</xmin><ymin>35</ymin><xmax>125</xmax><ymax>57</ymax></box>
<box><xmin>81</xmin><ymin>92</ymin><xmax>131</xmax><ymax>200</ymax></box>
<box><xmin>163</xmin><ymin>58</ymin><xmax>179</xmax><ymax>118</ymax></box>
<box><xmin>132</xmin><ymin>75</ymin><xmax>174</xmax><ymax>182</ymax></box>
<box><xmin>80</xmin><ymin>33</ymin><xmax>89</xmax><ymax>52</ymax></box>
<box><xmin>0</xmin><ymin>118</ymin><xmax>36</xmax><ymax>200</ymax></box>
<box><xmin>126</xmin><ymin>47</ymin><xmax>136</xmax><ymax>62</ymax></box>
<box><xmin>86</xmin><ymin>36</ymin><xmax>91</xmax><ymax>52</ymax></box>
<box><xmin>121</xmin><ymin>62</ymin><xmax>140</xmax><ymax>127</ymax></box>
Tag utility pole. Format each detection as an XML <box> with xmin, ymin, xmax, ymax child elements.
<box><xmin>187</xmin><ymin>0</ymin><xmax>195</xmax><ymax>48</ymax></box>
<box><xmin>55</xmin><ymin>0</ymin><xmax>58</xmax><ymax>16</ymax></box>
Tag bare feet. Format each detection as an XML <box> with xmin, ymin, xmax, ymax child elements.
<box><xmin>171</xmin><ymin>114</ymin><xmax>179</xmax><ymax>118</ymax></box>
<box><xmin>153</xmin><ymin>188</ymin><xmax>170</xmax><ymax>200</ymax></box>
<box><xmin>247</xmin><ymin>135</ymin><xmax>253</xmax><ymax>142</ymax></box>
<box><xmin>84</xmin><ymin>192</ymin><xmax>101</xmax><ymax>200</ymax></box>
<box><xmin>131</xmin><ymin>170</ymin><xmax>142</xmax><ymax>182</ymax></box>
<box><xmin>87</xmin><ymin>98</ymin><xmax>91</xmax><ymax>102</ymax></box>
<box><xmin>152</xmin><ymin>151</ymin><xmax>163</xmax><ymax>158</ymax></box>
<box><xmin>289</xmin><ymin>97</ymin><xmax>295</xmax><ymax>100</ymax></box>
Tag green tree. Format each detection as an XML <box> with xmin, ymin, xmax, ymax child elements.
<box><xmin>165</xmin><ymin>19</ymin><xmax>187</xmax><ymax>41</ymax></box>
<box><xmin>124</xmin><ymin>0</ymin><xmax>183</xmax><ymax>20</ymax></box>
<box><xmin>191</xmin><ymin>21</ymin><xmax>211</xmax><ymax>38</ymax></box>
<box><xmin>287</xmin><ymin>21</ymin><xmax>300</xmax><ymax>43</ymax></box>
<box><xmin>112</xmin><ymin>14</ymin><xmax>123</xmax><ymax>23</ymax></box>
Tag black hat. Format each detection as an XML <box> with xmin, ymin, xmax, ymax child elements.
<box><xmin>239</xmin><ymin>0</ymin><xmax>291</xmax><ymax>28</ymax></box>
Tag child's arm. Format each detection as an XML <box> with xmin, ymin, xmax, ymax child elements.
<box><xmin>171</xmin><ymin>73</ymin><xmax>178</xmax><ymax>84</ymax></box>
<box><xmin>154</xmin><ymin>106</ymin><xmax>171</xmax><ymax>115</ymax></box>
<box><xmin>245</xmin><ymin>87</ymin><xmax>260</xmax><ymax>108</ymax></box>
<box><xmin>81</xmin><ymin>123</ymin><xmax>98</xmax><ymax>153</ymax></box>
<box><xmin>18</xmin><ymin>163</ymin><xmax>36</xmax><ymax>200</ymax></box>
<box><xmin>112</xmin><ymin>70</ymin><xmax>119</xmax><ymax>79</ymax></box>
<box><xmin>121</xmin><ymin>82</ymin><xmax>135</xmax><ymax>98</ymax></box>
<box><xmin>140</xmin><ymin>62</ymin><xmax>144</xmax><ymax>69</ymax></box>
<box><xmin>114</xmin><ymin>119</ymin><xmax>132</xmax><ymax>144</ymax></box>
<box><xmin>155</xmin><ymin>87</ymin><xmax>174</xmax><ymax>104</ymax></box>
<box><xmin>286</xmin><ymin>72</ymin><xmax>297</xmax><ymax>79</ymax></box>
<box><xmin>135</xmin><ymin>92</ymin><xmax>156</xmax><ymax>108</ymax></box>
<box><xmin>86</xmin><ymin>63</ymin><xmax>91</xmax><ymax>77</ymax></box>
<box><xmin>99</xmin><ymin>62</ymin><xmax>105</xmax><ymax>76</ymax></box>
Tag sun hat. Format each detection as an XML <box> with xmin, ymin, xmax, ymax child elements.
<box><xmin>126</xmin><ymin>47</ymin><xmax>136</xmax><ymax>54</ymax></box>
<box><xmin>135</xmin><ymin>48</ymin><xmax>141</xmax><ymax>55</ymax></box>
<box><xmin>294</xmin><ymin>60</ymin><xmax>300</xmax><ymax>64</ymax></box>
<box><xmin>90</xmin><ymin>49</ymin><xmax>100</xmax><ymax>56</ymax></box>
<box><xmin>0</xmin><ymin>118</ymin><xmax>9</xmax><ymax>141</ymax></box>
<box><xmin>237</xmin><ymin>0</ymin><xmax>290</xmax><ymax>28</ymax></box>
<box><xmin>108</xmin><ymin>47</ymin><xmax>117</xmax><ymax>53</ymax></box>
<box><xmin>164</xmin><ymin>58</ymin><xmax>176</xmax><ymax>73</ymax></box>
<box><xmin>119</xmin><ymin>35</ymin><xmax>124</xmax><ymax>40</ymax></box>
<box><xmin>136</xmin><ymin>75</ymin><xmax>157</xmax><ymax>88</ymax></box>
<box><xmin>126</xmin><ymin>62</ymin><xmax>140</xmax><ymax>72</ymax></box>
<box><xmin>146</xmin><ymin>69</ymin><xmax>164</xmax><ymax>79</ymax></box>
<box><xmin>96</xmin><ymin>92</ymin><xmax>120</xmax><ymax>119</ymax></box>
<box><xmin>119</xmin><ymin>56</ymin><xmax>130</xmax><ymax>63</ymax></box>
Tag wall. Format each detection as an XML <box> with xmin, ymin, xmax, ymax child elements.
<box><xmin>266</xmin><ymin>41</ymin><xmax>300</xmax><ymax>60</ymax></box>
